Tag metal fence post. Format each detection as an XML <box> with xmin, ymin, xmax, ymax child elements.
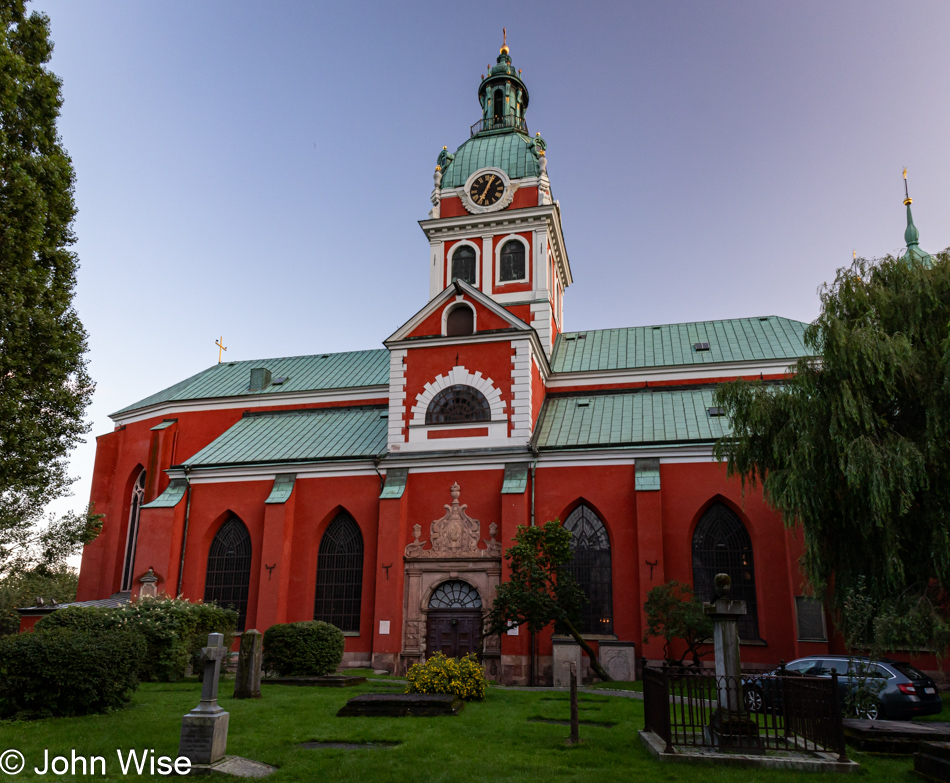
<box><xmin>829</xmin><ymin>669</ymin><xmax>848</xmax><ymax>763</ymax></box>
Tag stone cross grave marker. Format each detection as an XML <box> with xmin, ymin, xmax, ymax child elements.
<box><xmin>233</xmin><ymin>630</ymin><xmax>263</xmax><ymax>699</ymax></box>
<box><xmin>179</xmin><ymin>633</ymin><xmax>230</xmax><ymax>765</ymax></box>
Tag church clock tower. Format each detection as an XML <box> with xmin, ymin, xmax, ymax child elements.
<box><xmin>420</xmin><ymin>38</ymin><xmax>571</xmax><ymax>357</ymax></box>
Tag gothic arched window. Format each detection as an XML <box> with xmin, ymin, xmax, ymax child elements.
<box><xmin>499</xmin><ymin>240</ymin><xmax>526</xmax><ymax>282</ymax></box>
<box><xmin>451</xmin><ymin>245</ymin><xmax>476</xmax><ymax>285</ymax></box>
<box><xmin>428</xmin><ymin>580</ymin><xmax>482</xmax><ymax>609</ymax></box>
<box><xmin>692</xmin><ymin>502</ymin><xmax>760</xmax><ymax>640</ymax></box>
<box><xmin>204</xmin><ymin>517</ymin><xmax>252</xmax><ymax>631</ymax></box>
<box><xmin>563</xmin><ymin>504</ymin><xmax>613</xmax><ymax>635</ymax></box>
<box><xmin>314</xmin><ymin>512</ymin><xmax>364</xmax><ymax>633</ymax></box>
<box><xmin>492</xmin><ymin>88</ymin><xmax>504</xmax><ymax>125</ymax></box>
<box><xmin>120</xmin><ymin>469</ymin><xmax>146</xmax><ymax>592</ymax></box>
<box><xmin>425</xmin><ymin>385</ymin><xmax>491</xmax><ymax>425</ymax></box>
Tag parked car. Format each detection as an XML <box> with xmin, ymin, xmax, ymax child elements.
<box><xmin>743</xmin><ymin>655</ymin><xmax>942</xmax><ymax>721</ymax></box>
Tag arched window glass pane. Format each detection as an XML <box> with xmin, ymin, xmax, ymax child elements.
<box><xmin>563</xmin><ymin>505</ymin><xmax>613</xmax><ymax>635</ymax></box>
<box><xmin>452</xmin><ymin>246</ymin><xmax>476</xmax><ymax>285</ymax></box>
<box><xmin>446</xmin><ymin>305</ymin><xmax>474</xmax><ymax>336</ymax></box>
<box><xmin>429</xmin><ymin>580</ymin><xmax>482</xmax><ymax>609</ymax></box>
<box><xmin>425</xmin><ymin>384</ymin><xmax>491</xmax><ymax>424</ymax></box>
<box><xmin>314</xmin><ymin>512</ymin><xmax>364</xmax><ymax>633</ymax></box>
<box><xmin>204</xmin><ymin>517</ymin><xmax>252</xmax><ymax>631</ymax></box>
<box><xmin>493</xmin><ymin>88</ymin><xmax>504</xmax><ymax>125</ymax></box>
<box><xmin>121</xmin><ymin>469</ymin><xmax>146</xmax><ymax>592</ymax></box>
<box><xmin>692</xmin><ymin>503</ymin><xmax>760</xmax><ymax>640</ymax></box>
<box><xmin>499</xmin><ymin>240</ymin><xmax>525</xmax><ymax>282</ymax></box>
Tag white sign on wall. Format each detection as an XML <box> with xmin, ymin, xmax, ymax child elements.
<box><xmin>379</xmin><ymin>620</ymin><xmax>391</xmax><ymax>635</ymax></box>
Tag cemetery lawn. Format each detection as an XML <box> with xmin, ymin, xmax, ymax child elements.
<box><xmin>0</xmin><ymin>679</ymin><xmax>930</xmax><ymax>782</ymax></box>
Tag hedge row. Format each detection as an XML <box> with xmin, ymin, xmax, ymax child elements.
<box><xmin>0</xmin><ymin>627</ymin><xmax>145</xmax><ymax>718</ymax></box>
<box><xmin>262</xmin><ymin>621</ymin><xmax>344</xmax><ymax>676</ymax></box>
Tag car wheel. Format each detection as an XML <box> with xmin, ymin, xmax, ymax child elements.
<box><xmin>744</xmin><ymin>686</ymin><xmax>765</xmax><ymax>713</ymax></box>
<box><xmin>859</xmin><ymin>702</ymin><xmax>883</xmax><ymax>721</ymax></box>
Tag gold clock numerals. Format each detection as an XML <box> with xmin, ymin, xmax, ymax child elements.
<box><xmin>470</xmin><ymin>174</ymin><xmax>504</xmax><ymax>207</ymax></box>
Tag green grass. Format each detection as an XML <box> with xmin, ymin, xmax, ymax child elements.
<box><xmin>0</xmin><ymin>679</ymin><xmax>931</xmax><ymax>782</ymax></box>
<box><xmin>913</xmin><ymin>692</ymin><xmax>950</xmax><ymax>722</ymax></box>
<box><xmin>586</xmin><ymin>680</ymin><xmax>643</xmax><ymax>692</ymax></box>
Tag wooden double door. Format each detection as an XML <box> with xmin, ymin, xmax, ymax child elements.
<box><xmin>425</xmin><ymin>609</ymin><xmax>482</xmax><ymax>659</ymax></box>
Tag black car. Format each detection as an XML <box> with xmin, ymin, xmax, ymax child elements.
<box><xmin>743</xmin><ymin>655</ymin><xmax>942</xmax><ymax>721</ymax></box>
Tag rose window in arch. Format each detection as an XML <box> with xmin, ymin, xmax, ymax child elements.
<box><xmin>425</xmin><ymin>384</ymin><xmax>491</xmax><ymax>425</ymax></box>
<box><xmin>428</xmin><ymin>580</ymin><xmax>482</xmax><ymax>609</ymax></box>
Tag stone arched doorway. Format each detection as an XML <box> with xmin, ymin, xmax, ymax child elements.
<box><xmin>425</xmin><ymin>580</ymin><xmax>482</xmax><ymax>659</ymax></box>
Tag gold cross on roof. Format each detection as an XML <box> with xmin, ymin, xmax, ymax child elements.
<box><xmin>215</xmin><ymin>336</ymin><xmax>228</xmax><ymax>364</ymax></box>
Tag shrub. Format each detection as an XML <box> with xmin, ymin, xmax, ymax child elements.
<box><xmin>405</xmin><ymin>652</ymin><xmax>487</xmax><ymax>701</ymax></box>
<box><xmin>0</xmin><ymin>627</ymin><xmax>145</xmax><ymax>718</ymax></box>
<box><xmin>262</xmin><ymin>621</ymin><xmax>344</xmax><ymax>676</ymax></box>
<box><xmin>36</xmin><ymin>597</ymin><xmax>237</xmax><ymax>682</ymax></box>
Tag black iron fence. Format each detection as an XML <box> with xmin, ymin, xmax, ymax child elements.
<box><xmin>643</xmin><ymin>665</ymin><xmax>847</xmax><ymax>760</ymax></box>
<box><xmin>470</xmin><ymin>116</ymin><xmax>529</xmax><ymax>136</ymax></box>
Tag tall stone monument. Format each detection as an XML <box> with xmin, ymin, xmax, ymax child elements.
<box><xmin>180</xmin><ymin>633</ymin><xmax>230</xmax><ymax>765</ymax></box>
<box><xmin>233</xmin><ymin>630</ymin><xmax>263</xmax><ymax>699</ymax></box>
<box><xmin>703</xmin><ymin>574</ymin><xmax>761</xmax><ymax>751</ymax></box>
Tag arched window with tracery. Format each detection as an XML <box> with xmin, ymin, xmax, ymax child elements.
<box><xmin>425</xmin><ymin>385</ymin><xmax>491</xmax><ymax>424</ymax></box>
<box><xmin>563</xmin><ymin>504</ymin><xmax>613</xmax><ymax>635</ymax></box>
<box><xmin>451</xmin><ymin>245</ymin><xmax>476</xmax><ymax>285</ymax></box>
<box><xmin>204</xmin><ymin>517</ymin><xmax>252</xmax><ymax>631</ymax></box>
<box><xmin>499</xmin><ymin>240</ymin><xmax>526</xmax><ymax>282</ymax></box>
<box><xmin>314</xmin><ymin>512</ymin><xmax>364</xmax><ymax>633</ymax></box>
<box><xmin>428</xmin><ymin>580</ymin><xmax>482</xmax><ymax>609</ymax></box>
<box><xmin>120</xmin><ymin>469</ymin><xmax>146</xmax><ymax>592</ymax></box>
<box><xmin>691</xmin><ymin>502</ymin><xmax>760</xmax><ymax>640</ymax></box>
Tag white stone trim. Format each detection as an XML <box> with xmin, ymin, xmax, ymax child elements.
<box><xmin>494</xmin><ymin>233</ymin><xmax>530</xmax><ymax>286</ymax></box>
<box><xmin>409</xmin><ymin>365</ymin><xmax>506</xmax><ymax>425</ymax></box>
<box><xmin>447</xmin><ymin>240</ymin><xmax>481</xmax><ymax>288</ymax></box>
<box><xmin>428</xmin><ymin>239</ymin><xmax>444</xmax><ymax>300</ymax></box>
<box><xmin>544</xmin><ymin>358</ymin><xmax>799</xmax><ymax>389</ymax></box>
<box><xmin>531</xmin><ymin>301</ymin><xmax>553</xmax><ymax>358</ymax></box>
<box><xmin>510</xmin><ymin>342</ymin><xmax>533</xmax><ymax>442</ymax></box>
<box><xmin>110</xmin><ymin>385</ymin><xmax>390</xmax><ymax>426</ymax></box>
<box><xmin>387</xmin><ymin>349</ymin><xmax>408</xmax><ymax>447</ymax></box>
<box><xmin>441</xmin><ymin>298</ymin><xmax>477</xmax><ymax>336</ymax></box>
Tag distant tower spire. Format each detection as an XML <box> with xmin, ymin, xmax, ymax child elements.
<box><xmin>501</xmin><ymin>27</ymin><xmax>508</xmax><ymax>55</ymax></box>
<box><xmin>900</xmin><ymin>169</ymin><xmax>933</xmax><ymax>267</ymax></box>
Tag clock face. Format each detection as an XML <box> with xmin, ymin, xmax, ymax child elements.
<box><xmin>469</xmin><ymin>173</ymin><xmax>505</xmax><ymax>207</ymax></box>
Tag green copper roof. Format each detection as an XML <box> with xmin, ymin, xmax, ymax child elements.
<box><xmin>112</xmin><ymin>349</ymin><xmax>389</xmax><ymax>417</ymax></box>
<box><xmin>550</xmin><ymin>317</ymin><xmax>809</xmax><ymax>373</ymax></box>
<box><xmin>379</xmin><ymin>468</ymin><xmax>408</xmax><ymax>499</ymax></box>
<box><xmin>265</xmin><ymin>473</ymin><xmax>296</xmax><ymax>504</ymax></box>
<box><xmin>634</xmin><ymin>458</ymin><xmax>660</xmax><ymax>491</ymax></box>
<box><xmin>535</xmin><ymin>388</ymin><xmax>732</xmax><ymax>450</ymax></box>
<box><xmin>441</xmin><ymin>132</ymin><xmax>541</xmax><ymax>189</ymax></box>
<box><xmin>183</xmin><ymin>407</ymin><xmax>388</xmax><ymax>468</ymax></box>
<box><xmin>501</xmin><ymin>462</ymin><xmax>529</xmax><ymax>494</ymax></box>
<box><xmin>142</xmin><ymin>478</ymin><xmax>188</xmax><ymax>509</ymax></box>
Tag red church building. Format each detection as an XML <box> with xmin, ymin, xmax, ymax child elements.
<box><xmin>63</xmin><ymin>41</ymin><xmax>848</xmax><ymax>683</ymax></box>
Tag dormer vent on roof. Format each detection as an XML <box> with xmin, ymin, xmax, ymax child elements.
<box><xmin>249</xmin><ymin>367</ymin><xmax>272</xmax><ymax>392</ymax></box>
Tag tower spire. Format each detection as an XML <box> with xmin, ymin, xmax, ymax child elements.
<box><xmin>899</xmin><ymin>169</ymin><xmax>933</xmax><ymax>267</ymax></box>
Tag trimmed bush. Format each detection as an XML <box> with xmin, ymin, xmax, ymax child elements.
<box><xmin>36</xmin><ymin>597</ymin><xmax>237</xmax><ymax>682</ymax></box>
<box><xmin>405</xmin><ymin>652</ymin><xmax>487</xmax><ymax>701</ymax></box>
<box><xmin>262</xmin><ymin>621</ymin><xmax>344</xmax><ymax>676</ymax></box>
<box><xmin>0</xmin><ymin>627</ymin><xmax>145</xmax><ymax>718</ymax></box>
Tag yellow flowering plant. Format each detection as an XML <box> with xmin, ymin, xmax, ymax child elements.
<box><xmin>405</xmin><ymin>652</ymin><xmax>487</xmax><ymax>700</ymax></box>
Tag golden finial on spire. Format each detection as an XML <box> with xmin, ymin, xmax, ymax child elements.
<box><xmin>500</xmin><ymin>27</ymin><xmax>509</xmax><ymax>55</ymax></box>
<box><xmin>903</xmin><ymin>167</ymin><xmax>912</xmax><ymax>205</ymax></box>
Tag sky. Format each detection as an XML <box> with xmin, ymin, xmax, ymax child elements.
<box><xmin>26</xmin><ymin>0</ymin><xmax>950</xmax><ymax>529</ymax></box>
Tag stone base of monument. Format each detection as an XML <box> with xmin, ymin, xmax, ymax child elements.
<box><xmin>180</xmin><ymin>711</ymin><xmax>230</xmax><ymax>767</ymax></box>
<box><xmin>337</xmin><ymin>693</ymin><xmax>463</xmax><ymax>717</ymax></box>
<box><xmin>915</xmin><ymin>741</ymin><xmax>950</xmax><ymax>782</ymax></box>
<box><xmin>265</xmin><ymin>675</ymin><xmax>367</xmax><ymax>687</ymax></box>
<box><xmin>703</xmin><ymin>709</ymin><xmax>764</xmax><ymax>753</ymax></box>
<box><xmin>186</xmin><ymin>756</ymin><xmax>277</xmax><ymax>777</ymax></box>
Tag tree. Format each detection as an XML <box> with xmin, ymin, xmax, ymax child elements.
<box><xmin>0</xmin><ymin>562</ymin><xmax>77</xmax><ymax>635</ymax></box>
<box><xmin>0</xmin><ymin>1</ymin><xmax>96</xmax><ymax>576</ymax></box>
<box><xmin>714</xmin><ymin>250</ymin><xmax>950</xmax><ymax>654</ymax></box>
<box><xmin>486</xmin><ymin>521</ymin><xmax>613</xmax><ymax>682</ymax></box>
<box><xmin>642</xmin><ymin>581</ymin><xmax>712</xmax><ymax>666</ymax></box>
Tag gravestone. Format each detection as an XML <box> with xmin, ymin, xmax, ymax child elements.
<box><xmin>233</xmin><ymin>630</ymin><xmax>263</xmax><ymax>699</ymax></box>
<box><xmin>337</xmin><ymin>693</ymin><xmax>463</xmax><ymax>717</ymax></box>
<box><xmin>703</xmin><ymin>574</ymin><xmax>762</xmax><ymax>751</ymax></box>
<box><xmin>180</xmin><ymin>633</ymin><xmax>230</xmax><ymax>765</ymax></box>
<box><xmin>552</xmin><ymin>639</ymin><xmax>582</xmax><ymax>687</ymax></box>
<box><xmin>599</xmin><ymin>641</ymin><xmax>636</xmax><ymax>681</ymax></box>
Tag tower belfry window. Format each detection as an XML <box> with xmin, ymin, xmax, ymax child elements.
<box><xmin>499</xmin><ymin>240</ymin><xmax>526</xmax><ymax>282</ymax></box>
<box><xmin>451</xmin><ymin>245</ymin><xmax>477</xmax><ymax>285</ymax></box>
<box><xmin>493</xmin><ymin>88</ymin><xmax>504</xmax><ymax>126</ymax></box>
